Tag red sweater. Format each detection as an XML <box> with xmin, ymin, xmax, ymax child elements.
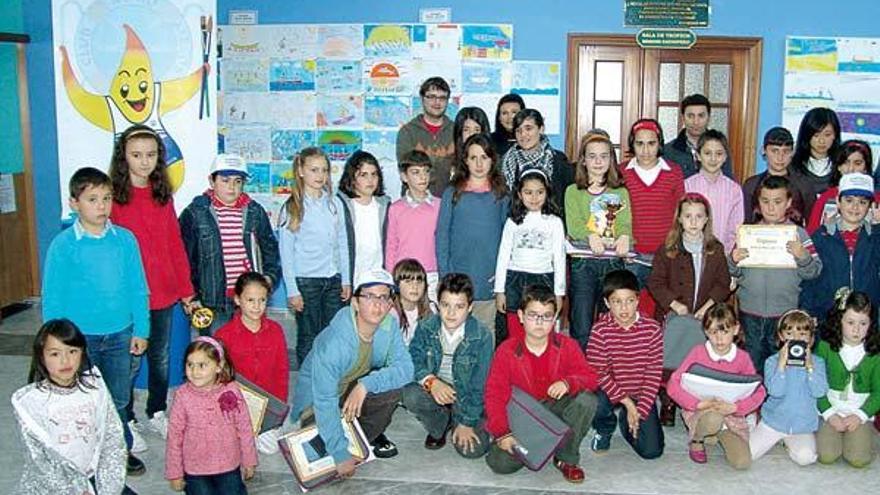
<box><xmin>215</xmin><ymin>313</ymin><xmax>290</xmax><ymax>402</ymax></box>
<box><xmin>585</xmin><ymin>313</ymin><xmax>663</xmax><ymax>419</ymax></box>
<box><xmin>111</xmin><ymin>186</ymin><xmax>194</xmax><ymax>309</ymax></box>
<box><xmin>620</xmin><ymin>159</ymin><xmax>685</xmax><ymax>254</ymax></box>
<box><xmin>484</xmin><ymin>333</ymin><xmax>599</xmax><ymax>437</ymax></box>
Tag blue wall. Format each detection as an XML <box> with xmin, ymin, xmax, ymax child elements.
<box><xmin>20</xmin><ymin>0</ymin><xmax>880</xmax><ymax>268</ymax></box>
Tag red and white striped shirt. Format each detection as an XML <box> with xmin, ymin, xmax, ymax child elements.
<box><xmin>620</xmin><ymin>158</ymin><xmax>685</xmax><ymax>254</ymax></box>
<box><xmin>211</xmin><ymin>192</ymin><xmax>252</xmax><ymax>295</ymax></box>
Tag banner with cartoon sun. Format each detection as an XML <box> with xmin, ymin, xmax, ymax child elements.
<box><xmin>52</xmin><ymin>0</ymin><xmax>216</xmax><ymax>220</ymax></box>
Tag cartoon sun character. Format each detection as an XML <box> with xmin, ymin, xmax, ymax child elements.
<box><xmin>59</xmin><ymin>24</ymin><xmax>209</xmax><ymax>191</ymax></box>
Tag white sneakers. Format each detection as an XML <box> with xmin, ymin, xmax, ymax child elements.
<box><xmin>128</xmin><ymin>420</ymin><xmax>148</xmax><ymax>453</ymax></box>
<box><xmin>146</xmin><ymin>411</ymin><xmax>169</xmax><ymax>439</ymax></box>
<box><xmin>257</xmin><ymin>428</ymin><xmax>280</xmax><ymax>455</ymax></box>
<box><xmin>128</xmin><ymin>411</ymin><xmax>169</xmax><ymax>453</ymax></box>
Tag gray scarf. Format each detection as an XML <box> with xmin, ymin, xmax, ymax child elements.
<box><xmin>501</xmin><ymin>135</ymin><xmax>554</xmax><ymax>189</ymax></box>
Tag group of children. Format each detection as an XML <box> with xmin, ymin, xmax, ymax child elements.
<box><xmin>11</xmin><ymin>83</ymin><xmax>880</xmax><ymax>493</ymax></box>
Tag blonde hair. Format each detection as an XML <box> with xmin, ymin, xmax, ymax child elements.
<box><xmin>575</xmin><ymin>132</ymin><xmax>622</xmax><ymax>189</ymax></box>
<box><xmin>663</xmin><ymin>193</ymin><xmax>722</xmax><ymax>258</ymax></box>
<box><xmin>284</xmin><ymin>147</ymin><xmax>332</xmax><ymax>232</ymax></box>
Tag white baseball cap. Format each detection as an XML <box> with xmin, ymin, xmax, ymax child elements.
<box><xmin>839</xmin><ymin>172</ymin><xmax>874</xmax><ymax>199</ymax></box>
<box><xmin>210</xmin><ymin>153</ymin><xmax>249</xmax><ymax>178</ymax></box>
<box><xmin>354</xmin><ymin>269</ymin><xmax>397</xmax><ymax>293</ymax></box>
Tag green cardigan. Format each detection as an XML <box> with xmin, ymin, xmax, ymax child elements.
<box><xmin>815</xmin><ymin>340</ymin><xmax>880</xmax><ymax>420</ymax></box>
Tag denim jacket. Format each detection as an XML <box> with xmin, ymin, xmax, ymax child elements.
<box><xmin>408</xmin><ymin>314</ymin><xmax>494</xmax><ymax>427</ymax></box>
<box><xmin>179</xmin><ymin>193</ymin><xmax>281</xmax><ymax>310</ymax></box>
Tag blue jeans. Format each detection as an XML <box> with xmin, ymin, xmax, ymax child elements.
<box><xmin>624</xmin><ymin>259</ymin><xmax>652</xmax><ymax>290</ymax></box>
<box><xmin>85</xmin><ymin>328</ymin><xmax>135</xmax><ymax>451</ymax></box>
<box><xmin>569</xmin><ymin>258</ymin><xmax>622</xmax><ymax>349</ymax></box>
<box><xmin>494</xmin><ymin>270</ymin><xmax>554</xmax><ymax>344</ymax></box>
<box><xmin>128</xmin><ymin>305</ymin><xmax>174</xmax><ymax>420</ymax></box>
<box><xmin>184</xmin><ymin>467</ymin><xmax>247</xmax><ymax>494</ymax></box>
<box><xmin>294</xmin><ymin>275</ymin><xmax>344</xmax><ymax>365</ymax></box>
<box><xmin>739</xmin><ymin>312</ymin><xmax>780</xmax><ymax>374</ymax></box>
<box><xmin>592</xmin><ymin>390</ymin><xmax>664</xmax><ymax>459</ymax></box>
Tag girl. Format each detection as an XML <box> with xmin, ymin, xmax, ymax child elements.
<box><xmin>436</xmin><ymin>134</ymin><xmax>510</xmax><ymax>333</ymax></box>
<box><xmin>816</xmin><ymin>290</ymin><xmax>880</xmax><ymax>467</ymax></box>
<box><xmin>165</xmin><ymin>337</ymin><xmax>257</xmax><ymax>494</ymax></box>
<box><xmin>490</xmin><ymin>93</ymin><xmax>525</xmax><ymax>157</ymax></box>
<box><xmin>279</xmin><ymin>147</ymin><xmax>350</xmax><ymax>365</ymax></box>
<box><xmin>12</xmin><ymin>320</ymin><xmax>126</xmax><ymax>494</ymax></box>
<box><xmin>807</xmin><ymin>140</ymin><xmax>878</xmax><ymax>233</ymax></box>
<box><xmin>337</xmin><ymin>150</ymin><xmax>391</xmax><ymax>283</ymax></box>
<box><xmin>684</xmin><ymin>130</ymin><xmax>744</xmax><ymax>253</ymax></box>
<box><xmin>667</xmin><ymin>304</ymin><xmax>766</xmax><ymax>469</ymax></box>
<box><xmin>392</xmin><ymin>258</ymin><xmax>434</xmax><ymax>347</ymax></box>
<box><xmin>454</xmin><ymin>106</ymin><xmax>492</xmax><ymax>164</ymax></box>
<box><xmin>791</xmin><ymin>107</ymin><xmax>842</xmax><ymax>203</ymax></box>
<box><xmin>109</xmin><ymin>124</ymin><xmax>195</xmax><ymax>445</ymax></box>
<box><xmin>215</xmin><ymin>272</ymin><xmax>290</xmax><ymax>454</ymax></box>
<box><xmin>750</xmin><ymin>310</ymin><xmax>828</xmax><ymax>466</ymax></box>
<box><xmin>493</xmin><ymin>168</ymin><xmax>567</xmax><ymax>343</ymax></box>
<box><xmin>565</xmin><ymin>132</ymin><xmax>631</xmax><ymax>348</ymax></box>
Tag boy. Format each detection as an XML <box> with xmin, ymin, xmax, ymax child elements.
<box><xmin>800</xmin><ymin>173</ymin><xmax>880</xmax><ymax>320</ymax></box>
<box><xmin>42</xmin><ymin>167</ymin><xmax>150</xmax><ymax>475</ymax></box>
<box><xmin>586</xmin><ymin>269</ymin><xmax>664</xmax><ymax>459</ymax></box>
<box><xmin>179</xmin><ymin>153</ymin><xmax>281</xmax><ymax>333</ymax></box>
<box><xmin>662</xmin><ymin>93</ymin><xmax>734</xmax><ymax>178</ymax></box>
<box><xmin>402</xmin><ymin>273</ymin><xmax>494</xmax><ymax>457</ymax></box>
<box><xmin>396</xmin><ymin>77</ymin><xmax>455</xmax><ymax>196</ymax></box>
<box><xmin>742</xmin><ymin>127</ymin><xmax>814</xmax><ymax>223</ymax></box>
<box><xmin>289</xmin><ymin>269</ymin><xmax>414</xmax><ymax>477</ymax></box>
<box><xmin>484</xmin><ymin>285</ymin><xmax>598</xmax><ymax>483</ymax></box>
<box><xmin>385</xmin><ymin>149</ymin><xmax>441</xmax><ymax>302</ymax></box>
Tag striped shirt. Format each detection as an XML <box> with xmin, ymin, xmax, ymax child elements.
<box><xmin>585</xmin><ymin>313</ymin><xmax>664</xmax><ymax>419</ymax></box>
<box><xmin>211</xmin><ymin>194</ymin><xmax>251</xmax><ymax>295</ymax></box>
<box><xmin>685</xmin><ymin>172</ymin><xmax>744</xmax><ymax>254</ymax></box>
<box><xmin>621</xmin><ymin>158</ymin><xmax>685</xmax><ymax>254</ymax></box>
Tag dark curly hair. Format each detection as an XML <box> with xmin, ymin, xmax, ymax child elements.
<box><xmin>822</xmin><ymin>291</ymin><xmax>880</xmax><ymax>354</ymax></box>
<box><xmin>509</xmin><ymin>168</ymin><xmax>560</xmax><ymax>224</ymax></box>
<box><xmin>109</xmin><ymin>124</ymin><xmax>172</xmax><ymax>205</ymax></box>
<box><xmin>338</xmin><ymin>150</ymin><xmax>385</xmax><ymax>198</ymax></box>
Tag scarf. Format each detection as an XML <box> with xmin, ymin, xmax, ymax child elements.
<box><xmin>502</xmin><ymin>135</ymin><xmax>555</xmax><ymax>189</ymax></box>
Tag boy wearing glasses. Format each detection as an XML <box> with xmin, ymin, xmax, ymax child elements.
<box><xmin>397</xmin><ymin>77</ymin><xmax>455</xmax><ymax>196</ymax></box>
<box><xmin>483</xmin><ymin>284</ymin><xmax>599</xmax><ymax>483</ymax></box>
<box><xmin>402</xmin><ymin>273</ymin><xmax>494</xmax><ymax>456</ymax></box>
<box><xmin>586</xmin><ymin>269</ymin><xmax>665</xmax><ymax>459</ymax></box>
<box><xmin>289</xmin><ymin>269</ymin><xmax>414</xmax><ymax>477</ymax></box>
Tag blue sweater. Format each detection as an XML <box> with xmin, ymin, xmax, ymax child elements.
<box><xmin>760</xmin><ymin>353</ymin><xmax>828</xmax><ymax>434</ymax></box>
<box><xmin>42</xmin><ymin>223</ymin><xmax>150</xmax><ymax>338</ymax></box>
<box><xmin>290</xmin><ymin>306</ymin><xmax>413</xmax><ymax>463</ymax></box>
<box><xmin>435</xmin><ymin>187</ymin><xmax>510</xmax><ymax>300</ymax></box>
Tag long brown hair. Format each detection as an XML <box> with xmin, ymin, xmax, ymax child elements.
<box><xmin>575</xmin><ymin>132</ymin><xmax>622</xmax><ymax>190</ymax></box>
<box><xmin>392</xmin><ymin>259</ymin><xmax>432</xmax><ymax>338</ymax></box>
<box><xmin>283</xmin><ymin>147</ymin><xmax>333</xmax><ymax>232</ymax></box>
<box><xmin>109</xmin><ymin>124</ymin><xmax>172</xmax><ymax>205</ymax></box>
<box><xmin>663</xmin><ymin>193</ymin><xmax>722</xmax><ymax>258</ymax></box>
<box><xmin>702</xmin><ymin>303</ymin><xmax>745</xmax><ymax>348</ymax></box>
<box><xmin>451</xmin><ymin>134</ymin><xmax>507</xmax><ymax>204</ymax></box>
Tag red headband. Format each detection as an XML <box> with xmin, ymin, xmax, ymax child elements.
<box><xmin>849</xmin><ymin>141</ymin><xmax>870</xmax><ymax>157</ymax></box>
<box><xmin>683</xmin><ymin>192</ymin><xmax>709</xmax><ymax>204</ymax></box>
<box><xmin>632</xmin><ymin>120</ymin><xmax>661</xmax><ymax>136</ymax></box>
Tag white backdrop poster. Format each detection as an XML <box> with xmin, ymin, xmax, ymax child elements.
<box><xmin>52</xmin><ymin>0</ymin><xmax>217</xmax><ymax>220</ymax></box>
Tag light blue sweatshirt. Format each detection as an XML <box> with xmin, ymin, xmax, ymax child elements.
<box><xmin>760</xmin><ymin>353</ymin><xmax>829</xmax><ymax>434</ymax></box>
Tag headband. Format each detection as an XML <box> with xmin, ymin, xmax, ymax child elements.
<box><xmin>778</xmin><ymin>308</ymin><xmax>817</xmax><ymax>329</ymax></box>
<box><xmin>632</xmin><ymin>120</ymin><xmax>661</xmax><ymax>136</ymax></box>
<box><xmin>519</xmin><ymin>167</ymin><xmax>548</xmax><ymax>182</ymax></box>
<box><xmin>834</xmin><ymin>287</ymin><xmax>853</xmax><ymax>311</ymax></box>
<box><xmin>194</xmin><ymin>336</ymin><xmax>225</xmax><ymax>361</ymax></box>
<box><xmin>848</xmin><ymin>141</ymin><xmax>870</xmax><ymax>157</ymax></box>
<box><xmin>683</xmin><ymin>191</ymin><xmax>709</xmax><ymax>203</ymax></box>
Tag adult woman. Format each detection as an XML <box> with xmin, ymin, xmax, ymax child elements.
<box><xmin>453</xmin><ymin>106</ymin><xmax>492</xmax><ymax>164</ymax></box>
<box><xmin>490</xmin><ymin>93</ymin><xmax>525</xmax><ymax>156</ymax></box>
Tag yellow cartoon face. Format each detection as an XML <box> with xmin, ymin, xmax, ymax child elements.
<box><xmin>109</xmin><ymin>25</ymin><xmax>155</xmax><ymax>123</ymax></box>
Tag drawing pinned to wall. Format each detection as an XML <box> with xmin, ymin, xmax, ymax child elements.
<box><xmin>319</xmin><ymin>130</ymin><xmax>362</xmax><ymax>164</ymax></box>
<box><xmin>268</xmin><ymin>92</ymin><xmax>316</xmax><ymax>128</ymax></box>
<box><xmin>786</xmin><ymin>38</ymin><xmax>837</xmax><ymax>73</ymax></box>
<box><xmin>837</xmin><ymin>38</ymin><xmax>880</xmax><ymax>73</ymax></box>
<box><xmin>364</xmin><ymin>59</ymin><xmax>412</xmax><ymax>95</ymax></box>
<box><xmin>222</xmin><ymin>58</ymin><xmax>269</xmax><ymax>92</ymax></box>
<box><xmin>363</xmin><ymin>130</ymin><xmax>401</xmax><ymax>200</ymax></box>
<box><xmin>412</xmin><ymin>23</ymin><xmax>461</xmax><ymax>60</ymax></box>
<box><xmin>271</xmin><ymin>24</ymin><xmax>319</xmax><ymax>59</ymax></box>
<box><xmin>316</xmin><ymin>60</ymin><xmax>363</xmax><ymax>94</ymax></box>
<box><xmin>462</xmin><ymin>62</ymin><xmax>509</xmax><ymax>94</ymax></box>
<box><xmin>459</xmin><ymin>93</ymin><xmax>504</xmax><ymax>128</ymax></box>
<box><xmin>271</xmin><ymin>129</ymin><xmax>315</xmax><ymax>161</ymax></box>
<box><xmin>269</xmin><ymin>59</ymin><xmax>316</xmax><ymax>91</ymax></box>
<box><xmin>364</xmin><ymin>24</ymin><xmax>412</xmax><ymax>58</ymax></box>
<box><xmin>225</xmin><ymin>126</ymin><xmax>271</xmax><ymax>162</ymax></box>
<box><xmin>461</xmin><ymin>25</ymin><xmax>513</xmax><ymax>62</ymax></box>
<box><xmin>220</xmin><ymin>92</ymin><xmax>269</xmax><ymax>125</ymax></box>
<box><xmin>412</xmin><ymin>59</ymin><xmax>461</xmax><ymax>94</ymax></box>
<box><xmin>523</xmin><ymin>94</ymin><xmax>561</xmax><ymax>135</ymax></box>
<box><xmin>221</xmin><ymin>25</ymin><xmax>273</xmax><ymax>58</ymax></box>
<box><xmin>364</xmin><ymin>96</ymin><xmax>412</xmax><ymax>129</ymax></box>
<box><xmin>250</xmin><ymin>192</ymin><xmax>287</xmax><ymax>225</ymax></box>
<box><xmin>244</xmin><ymin>163</ymin><xmax>270</xmax><ymax>194</ymax></box>
<box><xmin>411</xmin><ymin>95</ymin><xmax>460</xmax><ymax>121</ymax></box>
<box><xmin>317</xmin><ymin>95</ymin><xmax>364</xmax><ymax>129</ymax></box>
<box><xmin>318</xmin><ymin>24</ymin><xmax>364</xmax><ymax>60</ymax></box>
<box><xmin>270</xmin><ymin>161</ymin><xmax>294</xmax><ymax>195</ymax></box>
<box><xmin>512</xmin><ymin>61</ymin><xmax>561</xmax><ymax>95</ymax></box>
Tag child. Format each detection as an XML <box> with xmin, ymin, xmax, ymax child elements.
<box><xmin>790</xmin><ymin>107</ymin><xmax>842</xmax><ymax>202</ymax></box>
<box><xmin>109</xmin><ymin>124</ymin><xmax>195</xmax><ymax>445</ymax></box>
<box><xmin>731</xmin><ymin>175</ymin><xmax>822</xmax><ymax>372</ymax></box>
<box><xmin>453</xmin><ymin>106</ymin><xmax>492</xmax><ymax>165</ymax></box>
<box><xmin>278</xmin><ymin>147</ymin><xmax>350</xmax><ymax>364</ymax></box>
<box><xmin>684</xmin><ymin>130</ymin><xmax>743</xmax><ymax>253</ymax></box>
<box><xmin>807</xmin><ymin>140</ymin><xmax>878</xmax><ymax>233</ymax></box>
<box><xmin>436</xmin><ymin>134</ymin><xmax>510</xmax><ymax>333</ymax></box>
<box><xmin>391</xmin><ymin>258</ymin><xmax>434</xmax><ymax>346</ymax></box>
<box><xmin>42</xmin><ymin>167</ymin><xmax>149</xmax><ymax>474</ymax></box>
<box><xmin>742</xmin><ymin>127</ymin><xmax>814</xmax><ymax>224</ymax></box>
<box><xmin>215</xmin><ymin>272</ymin><xmax>290</xmax><ymax>454</ymax></box>
<box><xmin>619</xmin><ymin>118</ymin><xmax>685</xmax><ymax>287</ymax></box>
<box><xmin>385</xmin><ymin>150</ymin><xmax>441</xmax><ymax>302</ymax></box>
<box><xmin>816</xmin><ymin>290</ymin><xmax>880</xmax><ymax>467</ymax></box>
<box><xmin>565</xmin><ymin>132</ymin><xmax>632</xmax><ymax>348</ymax></box>
<box><xmin>165</xmin><ymin>337</ymin><xmax>257</xmax><ymax>493</ymax></box>
<box><xmin>12</xmin><ymin>320</ymin><xmax>127</xmax><ymax>494</ymax></box>
<box><xmin>180</xmin><ymin>153</ymin><xmax>281</xmax><ymax>334</ymax></box>
<box><xmin>750</xmin><ymin>310</ymin><xmax>828</xmax><ymax>466</ymax></box>
<box><xmin>586</xmin><ymin>270</ymin><xmax>664</xmax><ymax>459</ymax></box>
<box><xmin>493</xmin><ymin>168</ymin><xmax>566</xmax><ymax>344</ymax></box>
<box><xmin>666</xmin><ymin>304</ymin><xmax>766</xmax><ymax>469</ymax></box>
<box><xmin>337</xmin><ymin>150</ymin><xmax>391</xmax><ymax>282</ymax></box>
<box><xmin>484</xmin><ymin>284</ymin><xmax>599</xmax><ymax>483</ymax></box>
<box><xmin>402</xmin><ymin>273</ymin><xmax>494</xmax><ymax>457</ymax></box>
<box><xmin>800</xmin><ymin>173</ymin><xmax>880</xmax><ymax>321</ymax></box>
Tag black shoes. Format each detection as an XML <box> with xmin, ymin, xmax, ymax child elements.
<box><xmin>371</xmin><ymin>433</ymin><xmax>398</xmax><ymax>458</ymax></box>
<box><xmin>126</xmin><ymin>453</ymin><xmax>146</xmax><ymax>476</ymax></box>
<box><xmin>424</xmin><ymin>432</ymin><xmax>447</xmax><ymax>450</ymax></box>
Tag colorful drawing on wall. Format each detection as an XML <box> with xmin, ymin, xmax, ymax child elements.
<box><xmin>270</xmin><ymin>161</ymin><xmax>294</xmax><ymax>194</ymax></box>
<box><xmin>411</xmin><ymin>95</ymin><xmax>460</xmax><ymax>121</ymax></box>
<box><xmin>271</xmin><ymin>129</ymin><xmax>315</xmax><ymax>162</ymax></box>
<box><xmin>269</xmin><ymin>59</ymin><xmax>316</xmax><ymax>91</ymax></box>
<box><xmin>364</xmin><ymin>58</ymin><xmax>412</xmax><ymax>95</ymax></box>
<box><xmin>270</xmin><ymin>25</ymin><xmax>319</xmax><ymax>59</ymax></box>
<box><xmin>838</xmin><ymin>112</ymin><xmax>880</xmax><ymax>136</ymax></box>
<box><xmin>459</xmin><ymin>93</ymin><xmax>503</xmax><ymax>129</ymax></box>
<box><xmin>316</xmin><ymin>60</ymin><xmax>363</xmax><ymax>94</ymax></box>
<box><xmin>318</xmin><ymin>130</ymin><xmax>362</xmax><ymax>163</ymax></box>
<box><xmin>244</xmin><ymin>163</ymin><xmax>270</xmax><ymax>193</ymax></box>
<box><xmin>364</xmin><ymin>24</ymin><xmax>412</xmax><ymax>58</ymax></box>
<box><xmin>317</xmin><ymin>95</ymin><xmax>364</xmax><ymax>129</ymax></box>
<box><xmin>221</xmin><ymin>25</ymin><xmax>273</xmax><ymax>58</ymax></box>
<box><xmin>462</xmin><ymin>62</ymin><xmax>508</xmax><ymax>94</ymax></box>
<box><xmin>364</xmin><ymin>96</ymin><xmax>412</xmax><ymax>129</ymax></box>
<box><xmin>412</xmin><ymin>59</ymin><xmax>461</xmax><ymax>94</ymax></box>
<box><xmin>837</xmin><ymin>38</ymin><xmax>880</xmax><ymax>73</ymax></box>
<box><xmin>412</xmin><ymin>23</ymin><xmax>461</xmax><ymax>60</ymax></box>
<box><xmin>318</xmin><ymin>24</ymin><xmax>364</xmax><ymax>60</ymax></box>
<box><xmin>461</xmin><ymin>25</ymin><xmax>513</xmax><ymax>62</ymax></box>
<box><xmin>512</xmin><ymin>61</ymin><xmax>561</xmax><ymax>95</ymax></box>
<box><xmin>221</xmin><ymin>92</ymin><xmax>268</xmax><ymax>125</ymax></box>
<box><xmin>363</xmin><ymin>130</ymin><xmax>401</xmax><ymax>200</ymax></box>
<box><xmin>225</xmin><ymin>126</ymin><xmax>271</xmax><ymax>162</ymax></box>
<box><xmin>268</xmin><ymin>92</ymin><xmax>317</xmax><ymax>128</ymax></box>
<box><xmin>222</xmin><ymin>58</ymin><xmax>269</xmax><ymax>92</ymax></box>
<box><xmin>53</xmin><ymin>0</ymin><xmax>216</xmax><ymax>219</ymax></box>
<box><xmin>786</xmin><ymin>38</ymin><xmax>838</xmax><ymax>73</ymax></box>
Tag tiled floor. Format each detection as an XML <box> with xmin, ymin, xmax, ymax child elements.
<box><xmin>1</xmin><ymin>304</ymin><xmax>879</xmax><ymax>494</ymax></box>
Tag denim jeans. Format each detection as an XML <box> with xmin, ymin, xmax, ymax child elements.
<box><xmin>569</xmin><ymin>258</ymin><xmax>622</xmax><ymax>349</ymax></box>
<box><xmin>294</xmin><ymin>275</ymin><xmax>344</xmax><ymax>365</ymax></box>
<box><xmin>739</xmin><ymin>312</ymin><xmax>780</xmax><ymax>374</ymax></box>
<box><xmin>401</xmin><ymin>383</ymin><xmax>490</xmax><ymax>458</ymax></box>
<box><xmin>85</xmin><ymin>328</ymin><xmax>135</xmax><ymax>451</ymax></box>
<box><xmin>592</xmin><ymin>390</ymin><xmax>664</xmax><ymax>459</ymax></box>
<box><xmin>183</xmin><ymin>466</ymin><xmax>247</xmax><ymax>495</ymax></box>
<box><xmin>127</xmin><ymin>304</ymin><xmax>175</xmax><ymax>421</ymax></box>
<box><xmin>624</xmin><ymin>260</ymin><xmax>652</xmax><ymax>290</ymax></box>
<box><xmin>494</xmin><ymin>270</ymin><xmax>554</xmax><ymax>344</ymax></box>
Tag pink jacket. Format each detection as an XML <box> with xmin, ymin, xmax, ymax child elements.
<box><xmin>384</xmin><ymin>196</ymin><xmax>440</xmax><ymax>272</ymax></box>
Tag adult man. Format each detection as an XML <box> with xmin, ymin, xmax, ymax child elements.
<box><xmin>663</xmin><ymin>93</ymin><xmax>734</xmax><ymax>179</ymax></box>
<box><xmin>397</xmin><ymin>77</ymin><xmax>456</xmax><ymax>196</ymax></box>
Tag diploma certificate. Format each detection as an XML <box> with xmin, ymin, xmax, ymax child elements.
<box><xmin>736</xmin><ymin>225</ymin><xmax>798</xmax><ymax>268</ymax></box>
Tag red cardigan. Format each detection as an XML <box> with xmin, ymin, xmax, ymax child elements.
<box><xmin>215</xmin><ymin>313</ymin><xmax>290</xmax><ymax>402</ymax></box>
<box><xmin>484</xmin><ymin>333</ymin><xmax>598</xmax><ymax>437</ymax></box>
<box><xmin>110</xmin><ymin>186</ymin><xmax>194</xmax><ymax>309</ymax></box>
<box><xmin>619</xmin><ymin>159</ymin><xmax>685</xmax><ymax>254</ymax></box>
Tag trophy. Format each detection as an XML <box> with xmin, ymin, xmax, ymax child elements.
<box><xmin>191</xmin><ymin>307</ymin><xmax>215</xmax><ymax>330</ymax></box>
<box><xmin>600</xmin><ymin>200</ymin><xmax>624</xmax><ymax>248</ymax></box>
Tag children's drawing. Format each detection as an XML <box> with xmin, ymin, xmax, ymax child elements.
<box><xmin>461</xmin><ymin>24</ymin><xmax>513</xmax><ymax>61</ymax></box>
<box><xmin>316</xmin><ymin>60</ymin><xmax>363</xmax><ymax>94</ymax></box>
<box><xmin>222</xmin><ymin>58</ymin><xmax>269</xmax><ymax>92</ymax></box>
<box><xmin>318</xmin><ymin>24</ymin><xmax>364</xmax><ymax>59</ymax></box>
<box><xmin>317</xmin><ymin>95</ymin><xmax>364</xmax><ymax>129</ymax></box>
<box><xmin>271</xmin><ymin>129</ymin><xmax>315</xmax><ymax>162</ymax></box>
<box><xmin>225</xmin><ymin>126</ymin><xmax>271</xmax><ymax>162</ymax></box>
<box><xmin>363</xmin><ymin>59</ymin><xmax>412</xmax><ymax>95</ymax></box>
<box><xmin>365</xmin><ymin>96</ymin><xmax>412</xmax><ymax>130</ymax></box>
<box><xmin>364</xmin><ymin>24</ymin><xmax>412</xmax><ymax>58</ymax></box>
<box><xmin>269</xmin><ymin>59</ymin><xmax>316</xmax><ymax>91</ymax></box>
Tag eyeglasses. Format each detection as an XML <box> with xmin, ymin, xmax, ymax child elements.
<box><xmin>358</xmin><ymin>293</ymin><xmax>393</xmax><ymax>306</ymax></box>
<box><xmin>524</xmin><ymin>312</ymin><xmax>555</xmax><ymax>324</ymax></box>
<box><xmin>423</xmin><ymin>94</ymin><xmax>449</xmax><ymax>102</ymax></box>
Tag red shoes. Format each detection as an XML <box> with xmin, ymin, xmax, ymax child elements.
<box><xmin>553</xmin><ymin>458</ymin><xmax>585</xmax><ymax>483</ymax></box>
